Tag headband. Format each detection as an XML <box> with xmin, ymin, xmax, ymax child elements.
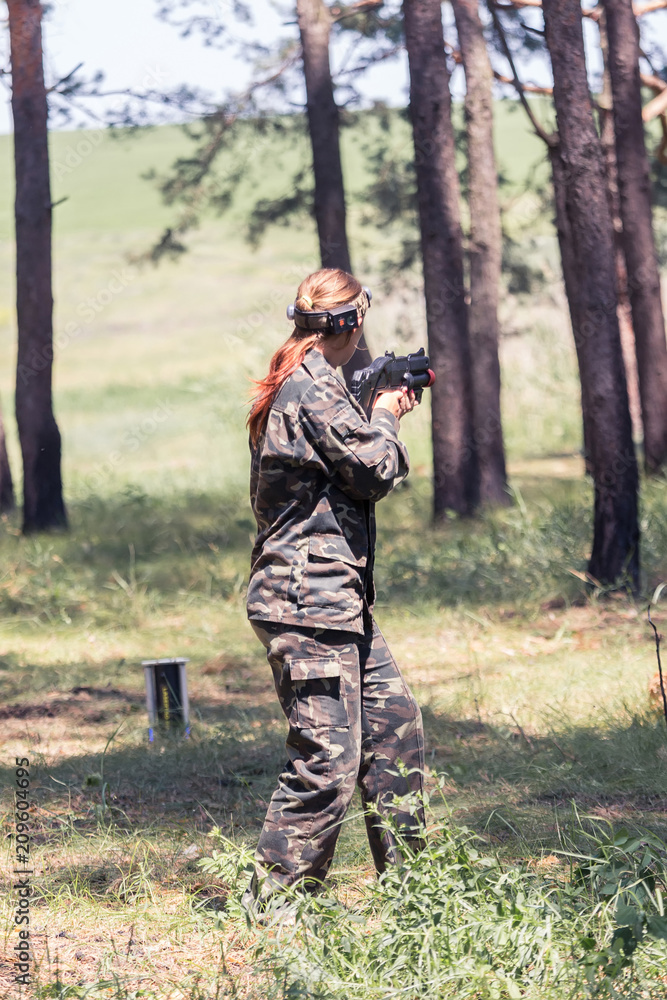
<box><xmin>286</xmin><ymin>286</ymin><xmax>372</xmax><ymax>333</ymax></box>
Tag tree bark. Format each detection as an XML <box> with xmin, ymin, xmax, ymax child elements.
<box><xmin>452</xmin><ymin>0</ymin><xmax>509</xmax><ymax>507</ymax></box>
<box><xmin>543</xmin><ymin>0</ymin><xmax>639</xmax><ymax>589</ymax></box>
<box><xmin>0</xmin><ymin>403</ymin><xmax>15</xmax><ymax>512</ymax></box>
<box><xmin>8</xmin><ymin>0</ymin><xmax>66</xmax><ymax>533</ymax></box>
<box><xmin>403</xmin><ymin>0</ymin><xmax>479</xmax><ymax>518</ymax></box>
<box><xmin>597</xmin><ymin>11</ymin><xmax>643</xmax><ymax>442</ymax></box>
<box><xmin>295</xmin><ymin>0</ymin><xmax>372</xmax><ymax>382</ymax></box>
<box><xmin>603</xmin><ymin>0</ymin><xmax>667</xmax><ymax>473</ymax></box>
<box><xmin>548</xmin><ymin>142</ymin><xmax>593</xmax><ymax>471</ymax></box>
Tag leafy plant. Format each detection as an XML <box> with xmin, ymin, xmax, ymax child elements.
<box><xmin>223</xmin><ymin>790</ymin><xmax>667</xmax><ymax>999</ymax></box>
<box><xmin>563</xmin><ymin>823</ymin><xmax>667</xmax><ymax>991</ymax></box>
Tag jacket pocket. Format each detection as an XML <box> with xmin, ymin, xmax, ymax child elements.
<box><xmin>297</xmin><ymin>533</ymin><xmax>367</xmax><ymax>621</ymax></box>
<box><xmin>288</xmin><ymin>655</ymin><xmax>348</xmax><ymax>729</ymax></box>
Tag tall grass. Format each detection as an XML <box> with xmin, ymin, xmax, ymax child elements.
<box><xmin>201</xmin><ymin>791</ymin><xmax>667</xmax><ymax>1000</ymax></box>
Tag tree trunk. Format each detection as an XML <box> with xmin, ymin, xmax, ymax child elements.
<box><xmin>403</xmin><ymin>0</ymin><xmax>479</xmax><ymax>518</ymax></box>
<box><xmin>543</xmin><ymin>0</ymin><xmax>639</xmax><ymax>589</ymax></box>
<box><xmin>295</xmin><ymin>0</ymin><xmax>371</xmax><ymax>382</ymax></box>
<box><xmin>0</xmin><ymin>403</ymin><xmax>15</xmax><ymax>512</ymax></box>
<box><xmin>452</xmin><ymin>0</ymin><xmax>509</xmax><ymax>507</ymax></box>
<box><xmin>603</xmin><ymin>0</ymin><xmax>667</xmax><ymax>473</ymax></box>
<box><xmin>548</xmin><ymin>142</ymin><xmax>593</xmax><ymax>472</ymax></box>
<box><xmin>8</xmin><ymin>0</ymin><xmax>66</xmax><ymax>533</ymax></box>
<box><xmin>597</xmin><ymin>11</ymin><xmax>643</xmax><ymax>442</ymax></box>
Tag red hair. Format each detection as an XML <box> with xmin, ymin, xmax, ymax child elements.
<box><xmin>247</xmin><ymin>268</ymin><xmax>364</xmax><ymax>447</ymax></box>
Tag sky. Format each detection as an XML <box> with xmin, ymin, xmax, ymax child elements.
<box><xmin>0</xmin><ymin>0</ymin><xmax>414</xmax><ymax>133</ymax></box>
<box><xmin>1</xmin><ymin>1</ymin><xmax>665</xmax><ymax>135</ymax></box>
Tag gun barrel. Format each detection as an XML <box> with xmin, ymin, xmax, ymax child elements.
<box><xmin>405</xmin><ymin>369</ymin><xmax>435</xmax><ymax>391</ymax></box>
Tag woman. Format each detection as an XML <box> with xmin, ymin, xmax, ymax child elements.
<box><xmin>245</xmin><ymin>267</ymin><xmax>424</xmax><ymax>905</ymax></box>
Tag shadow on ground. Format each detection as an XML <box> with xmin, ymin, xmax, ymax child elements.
<box><xmin>2</xmin><ymin>477</ymin><xmax>667</xmax><ymax>627</ymax></box>
<box><xmin>422</xmin><ymin>704</ymin><xmax>667</xmax><ymax>845</ymax></box>
<box><xmin>2</xmin><ymin>681</ymin><xmax>665</xmax><ymax>860</ymax></box>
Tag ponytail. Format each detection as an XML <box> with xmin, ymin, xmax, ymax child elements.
<box><xmin>247</xmin><ymin>332</ymin><xmax>318</xmax><ymax>447</ymax></box>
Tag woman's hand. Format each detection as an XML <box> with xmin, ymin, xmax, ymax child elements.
<box><xmin>373</xmin><ymin>386</ymin><xmax>417</xmax><ymax>420</ymax></box>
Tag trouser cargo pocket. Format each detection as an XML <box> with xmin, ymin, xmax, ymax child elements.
<box><xmin>287</xmin><ymin>656</ymin><xmax>348</xmax><ymax>729</ymax></box>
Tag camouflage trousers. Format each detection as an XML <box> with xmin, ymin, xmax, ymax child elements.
<box><xmin>247</xmin><ymin>618</ymin><xmax>425</xmax><ymax>899</ymax></box>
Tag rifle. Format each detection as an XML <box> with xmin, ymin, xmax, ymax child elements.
<box><xmin>350</xmin><ymin>348</ymin><xmax>435</xmax><ymax>417</ymax></box>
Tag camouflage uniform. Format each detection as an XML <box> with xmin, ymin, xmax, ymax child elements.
<box><xmin>247</xmin><ymin>347</ymin><xmax>424</xmax><ymax>897</ymax></box>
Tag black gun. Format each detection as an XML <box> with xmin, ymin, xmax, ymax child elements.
<box><xmin>351</xmin><ymin>348</ymin><xmax>435</xmax><ymax>417</ymax></box>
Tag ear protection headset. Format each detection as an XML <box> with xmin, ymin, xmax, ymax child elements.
<box><xmin>286</xmin><ymin>287</ymin><xmax>372</xmax><ymax>336</ymax></box>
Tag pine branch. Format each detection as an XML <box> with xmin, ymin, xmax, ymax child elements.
<box><xmin>495</xmin><ymin>0</ymin><xmax>667</xmax><ymax>16</ymax></box>
<box><xmin>493</xmin><ymin>70</ymin><xmax>553</xmax><ymax>94</ymax></box>
<box><xmin>487</xmin><ymin>0</ymin><xmax>557</xmax><ymax>146</ymax></box>
<box><xmin>642</xmin><ymin>83</ymin><xmax>667</xmax><ymax>121</ymax></box>
<box><xmin>336</xmin><ymin>43</ymin><xmax>402</xmax><ymax>80</ymax></box>
<box><xmin>46</xmin><ymin>62</ymin><xmax>84</xmax><ymax>94</ymax></box>
<box><xmin>634</xmin><ymin>0</ymin><xmax>667</xmax><ymax>14</ymax></box>
<box><xmin>330</xmin><ymin>0</ymin><xmax>384</xmax><ymax>18</ymax></box>
<box><xmin>641</xmin><ymin>71</ymin><xmax>667</xmax><ymax>93</ymax></box>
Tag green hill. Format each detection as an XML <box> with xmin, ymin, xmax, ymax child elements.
<box><xmin>0</xmin><ymin>103</ymin><xmax>587</xmax><ymax>500</ymax></box>
<box><xmin>0</xmin><ymin>101</ymin><xmax>550</xmax><ymax>238</ymax></box>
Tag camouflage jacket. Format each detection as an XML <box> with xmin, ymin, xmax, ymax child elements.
<box><xmin>247</xmin><ymin>347</ymin><xmax>410</xmax><ymax>634</ymax></box>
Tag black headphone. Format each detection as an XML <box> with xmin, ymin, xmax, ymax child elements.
<box><xmin>286</xmin><ymin>287</ymin><xmax>372</xmax><ymax>335</ymax></box>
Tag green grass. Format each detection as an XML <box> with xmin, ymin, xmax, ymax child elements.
<box><xmin>231</xmin><ymin>811</ymin><xmax>667</xmax><ymax>999</ymax></box>
<box><xmin>0</xmin><ymin>108</ymin><xmax>666</xmax><ymax>998</ymax></box>
<box><xmin>1</xmin><ymin>481</ymin><xmax>666</xmax><ymax>997</ymax></box>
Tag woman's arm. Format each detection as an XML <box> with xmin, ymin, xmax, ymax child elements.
<box><xmin>298</xmin><ymin>378</ymin><xmax>410</xmax><ymax>502</ymax></box>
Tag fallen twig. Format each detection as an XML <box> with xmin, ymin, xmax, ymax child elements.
<box><xmin>647</xmin><ymin>604</ymin><xmax>667</xmax><ymax>726</ymax></box>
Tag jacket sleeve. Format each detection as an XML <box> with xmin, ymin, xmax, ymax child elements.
<box><xmin>297</xmin><ymin>377</ymin><xmax>410</xmax><ymax>501</ymax></box>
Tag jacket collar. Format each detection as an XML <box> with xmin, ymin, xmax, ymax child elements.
<box><xmin>301</xmin><ymin>347</ymin><xmax>347</xmax><ymax>388</ymax></box>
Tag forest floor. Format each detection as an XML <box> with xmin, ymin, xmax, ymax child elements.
<box><xmin>0</xmin><ymin>116</ymin><xmax>666</xmax><ymax>997</ymax></box>
<box><xmin>0</xmin><ymin>466</ymin><xmax>666</xmax><ymax>998</ymax></box>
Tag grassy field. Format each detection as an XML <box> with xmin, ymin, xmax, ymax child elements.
<box><xmin>0</xmin><ymin>110</ymin><xmax>666</xmax><ymax>998</ymax></box>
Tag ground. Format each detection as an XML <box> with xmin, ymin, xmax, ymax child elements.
<box><xmin>0</xmin><ymin>112</ymin><xmax>666</xmax><ymax>998</ymax></box>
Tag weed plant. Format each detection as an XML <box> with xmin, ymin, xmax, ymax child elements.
<box><xmin>208</xmin><ymin>792</ymin><xmax>667</xmax><ymax>1000</ymax></box>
